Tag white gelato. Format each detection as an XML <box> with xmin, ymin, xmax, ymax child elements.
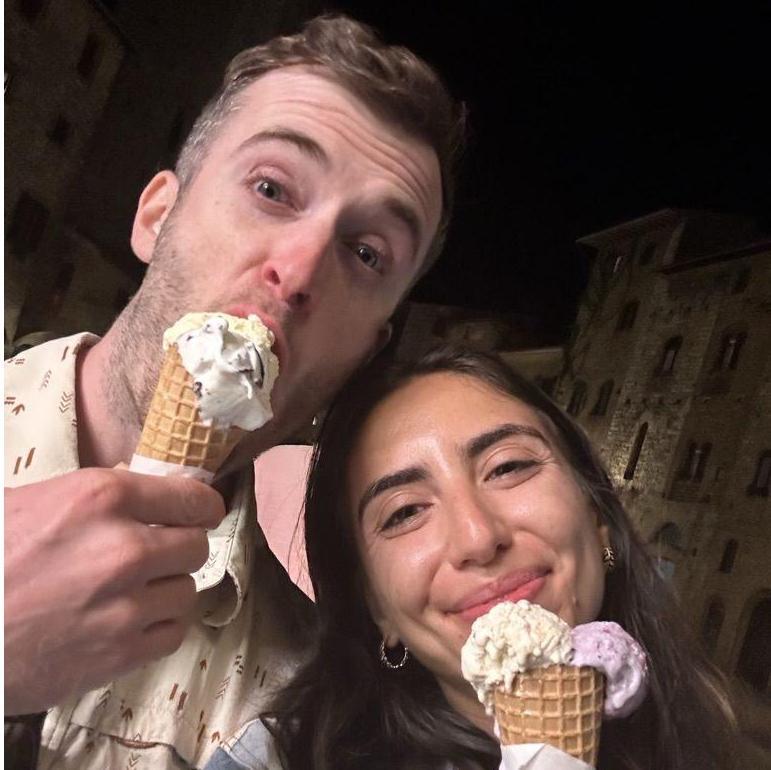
<box><xmin>461</xmin><ymin>600</ymin><xmax>573</xmax><ymax>713</ymax></box>
<box><xmin>163</xmin><ymin>312</ymin><xmax>279</xmax><ymax>430</ymax></box>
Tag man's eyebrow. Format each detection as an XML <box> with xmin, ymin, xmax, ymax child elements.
<box><xmin>234</xmin><ymin>128</ymin><xmax>329</xmax><ymax>166</ymax></box>
<box><xmin>382</xmin><ymin>196</ymin><xmax>422</xmax><ymax>259</ymax></box>
<box><xmin>357</xmin><ymin>466</ymin><xmax>427</xmax><ymax>520</ymax></box>
<box><xmin>465</xmin><ymin>423</ymin><xmax>550</xmax><ymax>459</ymax></box>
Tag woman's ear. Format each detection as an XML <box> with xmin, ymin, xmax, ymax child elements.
<box><xmin>365</xmin><ymin>588</ymin><xmax>399</xmax><ymax>645</ymax></box>
<box><xmin>130</xmin><ymin>171</ymin><xmax>179</xmax><ymax>264</ymax></box>
<box><xmin>597</xmin><ymin>521</ymin><xmax>611</xmax><ymax>550</ymax></box>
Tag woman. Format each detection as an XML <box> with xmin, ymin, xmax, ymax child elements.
<box><xmin>230</xmin><ymin>348</ymin><xmax>745</xmax><ymax>769</ymax></box>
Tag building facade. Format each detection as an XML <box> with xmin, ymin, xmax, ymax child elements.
<box><xmin>555</xmin><ymin>209</ymin><xmax>771</xmax><ymax>696</ymax></box>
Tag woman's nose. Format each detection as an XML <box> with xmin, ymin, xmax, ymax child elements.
<box><xmin>445</xmin><ymin>493</ymin><xmax>512</xmax><ymax>569</ymax></box>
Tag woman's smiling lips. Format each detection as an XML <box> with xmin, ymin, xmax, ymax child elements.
<box><xmin>447</xmin><ymin>569</ymin><xmax>550</xmax><ymax>623</ymax></box>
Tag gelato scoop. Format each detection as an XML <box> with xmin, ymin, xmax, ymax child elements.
<box><xmin>163</xmin><ymin>312</ymin><xmax>278</xmax><ymax>431</ymax></box>
<box><xmin>130</xmin><ymin>312</ymin><xmax>278</xmax><ymax>482</ymax></box>
<box><xmin>461</xmin><ymin>600</ymin><xmax>573</xmax><ymax>714</ymax></box>
<box><xmin>569</xmin><ymin>621</ymin><xmax>648</xmax><ymax>718</ymax></box>
<box><xmin>461</xmin><ymin>601</ymin><xmax>649</xmax><ymax>766</ymax></box>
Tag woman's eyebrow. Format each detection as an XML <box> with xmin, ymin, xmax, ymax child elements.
<box><xmin>358</xmin><ymin>466</ymin><xmax>427</xmax><ymax>520</ymax></box>
<box><xmin>465</xmin><ymin>423</ymin><xmax>550</xmax><ymax>460</ymax></box>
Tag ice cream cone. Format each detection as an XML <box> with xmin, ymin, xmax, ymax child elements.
<box><xmin>134</xmin><ymin>345</ymin><xmax>244</xmax><ymax>474</ymax></box>
<box><xmin>493</xmin><ymin>664</ymin><xmax>604</xmax><ymax>766</ymax></box>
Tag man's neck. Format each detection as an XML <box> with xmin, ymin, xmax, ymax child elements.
<box><xmin>75</xmin><ymin>334</ymin><xmax>140</xmax><ymax>469</ymax></box>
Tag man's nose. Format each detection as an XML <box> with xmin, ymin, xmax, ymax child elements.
<box><xmin>260</xmin><ymin>220</ymin><xmax>335</xmax><ymax>312</ymax></box>
<box><xmin>445</xmin><ymin>492</ymin><xmax>512</xmax><ymax>569</ymax></box>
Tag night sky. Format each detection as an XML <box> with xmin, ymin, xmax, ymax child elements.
<box><xmin>329</xmin><ymin>4</ymin><xmax>771</xmax><ymax>338</ymax></box>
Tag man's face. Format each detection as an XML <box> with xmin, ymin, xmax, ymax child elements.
<box><xmin>132</xmin><ymin>67</ymin><xmax>442</xmax><ymax>452</ymax></box>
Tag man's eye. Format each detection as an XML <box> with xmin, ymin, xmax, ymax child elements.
<box><xmin>255</xmin><ymin>178</ymin><xmax>284</xmax><ymax>202</ymax></box>
<box><xmin>353</xmin><ymin>243</ymin><xmax>382</xmax><ymax>271</ymax></box>
<box><xmin>486</xmin><ymin>459</ymin><xmax>538</xmax><ymax>481</ymax></box>
<box><xmin>381</xmin><ymin>503</ymin><xmax>423</xmax><ymax>531</ymax></box>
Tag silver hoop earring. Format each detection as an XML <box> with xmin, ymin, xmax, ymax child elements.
<box><xmin>602</xmin><ymin>546</ymin><xmax>616</xmax><ymax>572</ymax></box>
<box><xmin>379</xmin><ymin>638</ymin><xmax>409</xmax><ymax>669</ymax></box>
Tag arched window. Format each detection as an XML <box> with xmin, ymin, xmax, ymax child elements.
<box><xmin>713</xmin><ymin>330</ymin><xmax>747</xmax><ymax>371</ymax></box>
<box><xmin>567</xmin><ymin>380</ymin><xmax>587</xmax><ymax>417</ymax></box>
<box><xmin>718</xmin><ymin>539</ymin><xmax>738</xmax><ymax>573</ymax></box>
<box><xmin>624</xmin><ymin>422</ymin><xmax>648</xmax><ymax>480</ymax></box>
<box><xmin>656</xmin><ymin>336</ymin><xmax>682</xmax><ymax>375</ymax></box>
<box><xmin>616</xmin><ymin>300</ymin><xmax>639</xmax><ymax>331</ymax></box>
<box><xmin>652</xmin><ymin>521</ymin><xmax>682</xmax><ymax>550</ymax></box>
<box><xmin>638</xmin><ymin>242</ymin><xmax>656</xmax><ymax>266</ymax></box>
<box><xmin>679</xmin><ymin>441</ymin><xmax>712</xmax><ymax>481</ymax></box>
<box><xmin>590</xmin><ymin>379</ymin><xmax>614</xmax><ymax>416</ymax></box>
<box><xmin>701</xmin><ymin>599</ymin><xmax>725</xmax><ymax>657</ymax></box>
<box><xmin>736</xmin><ymin>598</ymin><xmax>771</xmax><ymax>693</ymax></box>
<box><xmin>748</xmin><ymin>451</ymin><xmax>771</xmax><ymax>497</ymax></box>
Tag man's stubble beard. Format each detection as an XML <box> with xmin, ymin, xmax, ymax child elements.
<box><xmin>104</xmin><ymin>220</ymin><xmax>194</xmax><ymax>438</ymax></box>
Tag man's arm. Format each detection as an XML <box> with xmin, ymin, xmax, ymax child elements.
<box><xmin>4</xmin><ymin>468</ymin><xmax>225</xmax><ymax>715</ymax></box>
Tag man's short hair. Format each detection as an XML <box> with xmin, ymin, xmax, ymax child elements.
<box><xmin>175</xmin><ymin>14</ymin><xmax>466</xmax><ymax>272</ymax></box>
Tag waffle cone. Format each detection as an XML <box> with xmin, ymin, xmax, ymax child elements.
<box><xmin>135</xmin><ymin>345</ymin><xmax>244</xmax><ymax>474</ymax></box>
<box><xmin>493</xmin><ymin>664</ymin><xmax>604</xmax><ymax>766</ymax></box>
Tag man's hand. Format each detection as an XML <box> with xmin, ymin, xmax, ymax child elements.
<box><xmin>4</xmin><ymin>468</ymin><xmax>225</xmax><ymax>715</ymax></box>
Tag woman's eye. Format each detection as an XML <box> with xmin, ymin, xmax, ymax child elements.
<box><xmin>381</xmin><ymin>503</ymin><xmax>423</xmax><ymax>531</ymax></box>
<box><xmin>254</xmin><ymin>178</ymin><xmax>284</xmax><ymax>202</ymax></box>
<box><xmin>486</xmin><ymin>459</ymin><xmax>538</xmax><ymax>481</ymax></box>
<box><xmin>353</xmin><ymin>243</ymin><xmax>382</xmax><ymax>271</ymax></box>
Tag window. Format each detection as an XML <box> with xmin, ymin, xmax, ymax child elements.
<box><xmin>7</xmin><ymin>192</ymin><xmax>49</xmax><ymax>258</ymax></box>
<box><xmin>748</xmin><ymin>451</ymin><xmax>771</xmax><ymax>497</ymax></box>
<box><xmin>679</xmin><ymin>441</ymin><xmax>712</xmax><ymax>481</ymax></box>
<box><xmin>718</xmin><ymin>540</ymin><xmax>738</xmax><ymax>573</ymax></box>
<box><xmin>566</xmin><ymin>380</ymin><xmax>587</xmax><ymax>417</ymax></box>
<box><xmin>731</xmin><ymin>267</ymin><xmax>751</xmax><ymax>294</ymax></box>
<box><xmin>590</xmin><ymin>379</ymin><xmax>614</xmax><ymax>416</ymax></box>
<box><xmin>48</xmin><ymin>115</ymin><xmax>71</xmax><ymax>147</ymax></box>
<box><xmin>701</xmin><ymin>599</ymin><xmax>724</xmax><ymax>657</ymax></box>
<box><xmin>616</xmin><ymin>300</ymin><xmax>639</xmax><ymax>331</ymax></box>
<box><xmin>656</xmin><ymin>336</ymin><xmax>682</xmax><ymax>375</ymax></box>
<box><xmin>713</xmin><ymin>331</ymin><xmax>746</xmax><ymax>371</ymax></box>
<box><xmin>19</xmin><ymin>0</ymin><xmax>48</xmax><ymax>22</ymax></box>
<box><xmin>77</xmin><ymin>33</ymin><xmax>102</xmax><ymax>82</ymax></box>
<box><xmin>638</xmin><ymin>242</ymin><xmax>656</xmax><ymax>265</ymax></box>
<box><xmin>624</xmin><ymin>422</ymin><xmax>648</xmax><ymax>480</ymax></box>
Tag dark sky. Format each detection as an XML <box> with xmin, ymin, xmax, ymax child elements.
<box><xmin>329</xmin><ymin>4</ymin><xmax>771</xmax><ymax>337</ymax></box>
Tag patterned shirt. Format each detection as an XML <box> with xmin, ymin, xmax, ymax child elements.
<box><xmin>4</xmin><ymin>334</ymin><xmax>313</xmax><ymax>769</ymax></box>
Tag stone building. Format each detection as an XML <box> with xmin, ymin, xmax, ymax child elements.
<box><xmin>5</xmin><ymin>0</ymin><xmax>319</xmax><ymax>354</ymax></box>
<box><xmin>555</xmin><ymin>209</ymin><xmax>771</xmax><ymax>696</ymax></box>
<box><xmin>5</xmin><ymin>0</ymin><xmax>126</xmax><ymax>348</ymax></box>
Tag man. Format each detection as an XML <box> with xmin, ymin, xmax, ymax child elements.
<box><xmin>4</xmin><ymin>14</ymin><xmax>465</xmax><ymax>769</ymax></box>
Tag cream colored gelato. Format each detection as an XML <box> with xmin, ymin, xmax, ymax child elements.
<box><xmin>163</xmin><ymin>312</ymin><xmax>279</xmax><ymax>430</ymax></box>
<box><xmin>461</xmin><ymin>600</ymin><xmax>573</xmax><ymax>713</ymax></box>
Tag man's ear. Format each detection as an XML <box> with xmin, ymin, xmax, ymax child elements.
<box><xmin>130</xmin><ymin>171</ymin><xmax>179</xmax><ymax>264</ymax></box>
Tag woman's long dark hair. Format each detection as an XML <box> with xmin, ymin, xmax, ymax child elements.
<box><xmin>267</xmin><ymin>347</ymin><xmax>742</xmax><ymax>769</ymax></box>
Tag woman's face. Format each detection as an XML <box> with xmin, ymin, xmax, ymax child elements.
<box><xmin>348</xmin><ymin>372</ymin><xmax>608</xmax><ymax>716</ymax></box>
